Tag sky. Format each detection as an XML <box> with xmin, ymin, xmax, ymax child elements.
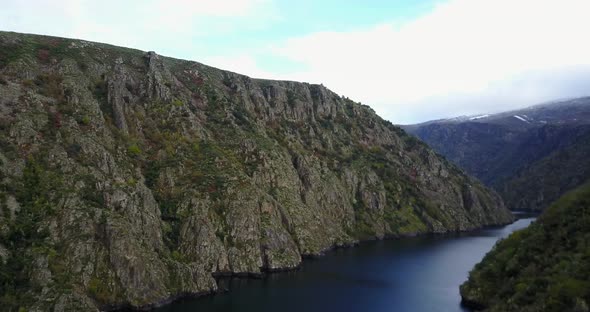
<box><xmin>2</xmin><ymin>0</ymin><xmax>590</xmax><ymax>124</ymax></box>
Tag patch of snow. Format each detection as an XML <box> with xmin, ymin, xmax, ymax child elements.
<box><xmin>445</xmin><ymin>115</ymin><xmax>470</xmax><ymax>122</ymax></box>
<box><xmin>469</xmin><ymin>114</ymin><xmax>489</xmax><ymax>120</ymax></box>
<box><xmin>513</xmin><ymin>115</ymin><xmax>530</xmax><ymax>123</ymax></box>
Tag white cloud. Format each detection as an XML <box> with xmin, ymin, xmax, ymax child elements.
<box><xmin>3</xmin><ymin>0</ymin><xmax>590</xmax><ymax>124</ymax></box>
<box><xmin>0</xmin><ymin>0</ymin><xmax>277</xmax><ymax>52</ymax></box>
<box><xmin>221</xmin><ymin>0</ymin><xmax>590</xmax><ymax>123</ymax></box>
<box><xmin>152</xmin><ymin>0</ymin><xmax>273</xmax><ymax>18</ymax></box>
<box><xmin>203</xmin><ymin>54</ymin><xmax>279</xmax><ymax>78</ymax></box>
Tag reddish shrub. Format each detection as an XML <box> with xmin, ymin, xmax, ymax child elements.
<box><xmin>53</xmin><ymin>112</ymin><xmax>63</xmax><ymax>128</ymax></box>
<box><xmin>37</xmin><ymin>49</ymin><xmax>51</xmax><ymax>63</ymax></box>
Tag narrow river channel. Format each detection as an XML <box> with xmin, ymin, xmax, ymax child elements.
<box><xmin>156</xmin><ymin>216</ymin><xmax>535</xmax><ymax>312</ymax></box>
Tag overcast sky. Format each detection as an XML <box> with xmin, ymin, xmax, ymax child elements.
<box><xmin>2</xmin><ymin>0</ymin><xmax>590</xmax><ymax>124</ymax></box>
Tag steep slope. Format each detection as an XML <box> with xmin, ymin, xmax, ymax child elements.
<box><xmin>460</xmin><ymin>182</ymin><xmax>590</xmax><ymax>312</ymax></box>
<box><xmin>405</xmin><ymin>122</ymin><xmax>515</xmax><ymax>184</ymax></box>
<box><xmin>500</xmin><ymin>128</ymin><xmax>590</xmax><ymax>211</ymax></box>
<box><xmin>0</xmin><ymin>32</ymin><xmax>512</xmax><ymax>311</ymax></box>
<box><xmin>404</xmin><ymin>99</ymin><xmax>590</xmax><ymax>211</ymax></box>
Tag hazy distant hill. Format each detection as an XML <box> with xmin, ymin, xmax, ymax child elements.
<box><xmin>404</xmin><ymin>98</ymin><xmax>590</xmax><ymax>211</ymax></box>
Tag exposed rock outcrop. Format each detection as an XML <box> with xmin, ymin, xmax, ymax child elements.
<box><xmin>0</xmin><ymin>31</ymin><xmax>513</xmax><ymax>312</ymax></box>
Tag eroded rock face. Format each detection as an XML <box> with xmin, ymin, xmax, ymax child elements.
<box><xmin>0</xmin><ymin>32</ymin><xmax>513</xmax><ymax>311</ymax></box>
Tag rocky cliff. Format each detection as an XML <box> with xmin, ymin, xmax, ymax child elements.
<box><xmin>461</xmin><ymin>182</ymin><xmax>590</xmax><ymax>311</ymax></box>
<box><xmin>404</xmin><ymin>99</ymin><xmax>590</xmax><ymax>211</ymax></box>
<box><xmin>0</xmin><ymin>32</ymin><xmax>512</xmax><ymax>311</ymax></box>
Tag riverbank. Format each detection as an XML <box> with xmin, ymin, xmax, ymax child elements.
<box><xmin>152</xmin><ymin>217</ymin><xmax>534</xmax><ymax>312</ymax></box>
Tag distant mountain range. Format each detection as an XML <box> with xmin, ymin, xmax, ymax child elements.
<box><xmin>404</xmin><ymin>97</ymin><xmax>590</xmax><ymax>211</ymax></box>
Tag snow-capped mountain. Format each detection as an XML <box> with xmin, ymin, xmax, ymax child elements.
<box><xmin>402</xmin><ymin>97</ymin><xmax>590</xmax><ymax>212</ymax></box>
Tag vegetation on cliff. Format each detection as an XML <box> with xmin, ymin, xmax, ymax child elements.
<box><xmin>0</xmin><ymin>31</ymin><xmax>512</xmax><ymax>311</ymax></box>
<box><xmin>500</xmin><ymin>128</ymin><xmax>590</xmax><ymax>211</ymax></box>
<box><xmin>461</xmin><ymin>182</ymin><xmax>590</xmax><ymax>311</ymax></box>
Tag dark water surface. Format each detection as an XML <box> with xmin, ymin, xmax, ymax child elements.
<box><xmin>156</xmin><ymin>217</ymin><xmax>535</xmax><ymax>312</ymax></box>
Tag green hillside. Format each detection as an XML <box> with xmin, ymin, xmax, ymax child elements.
<box><xmin>461</xmin><ymin>182</ymin><xmax>590</xmax><ymax>311</ymax></box>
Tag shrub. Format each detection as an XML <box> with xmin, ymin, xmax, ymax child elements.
<box><xmin>172</xmin><ymin>98</ymin><xmax>183</xmax><ymax>107</ymax></box>
<box><xmin>79</xmin><ymin>115</ymin><xmax>91</xmax><ymax>126</ymax></box>
<box><xmin>87</xmin><ymin>277</ymin><xmax>111</xmax><ymax>303</ymax></box>
<box><xmin>127</xmin><ymin>144</ymin><xmax>141</xmax><ymax>157</ymax></box>
<box><xmin>36</xmin><ymin>49</ymin><xmax>51</xmax><ymax>64</ymax></box>
<box><xmin>34</xmin><ymin>73</ymin><xmax>65</xmax><ymax>103</ymax></box>
<box><xmin>21</xmin><ymin>79</ymin><xmax>34</xmax><ymax>88</ymax></box>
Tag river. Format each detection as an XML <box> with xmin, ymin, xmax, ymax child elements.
<box><xmin>155</xmin><ymin>216</ymin><xmax>535</xmax><ymax>312</ymax></box>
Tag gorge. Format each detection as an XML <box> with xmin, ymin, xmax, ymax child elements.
<box><xmin>0</xmin><ymin>32</ymin><xmax>513</xmax><ymax>311</ymax></box>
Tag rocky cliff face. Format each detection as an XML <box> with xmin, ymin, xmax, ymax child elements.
<box><xmin>0</xmin><ymin>32</ymin><xmax>512</xmax><ymax>311</ymax></box>
<box><xmin>404</xmin><ymin>100</ymin><xmax>590</xmax><ymax>211</ymax></box>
